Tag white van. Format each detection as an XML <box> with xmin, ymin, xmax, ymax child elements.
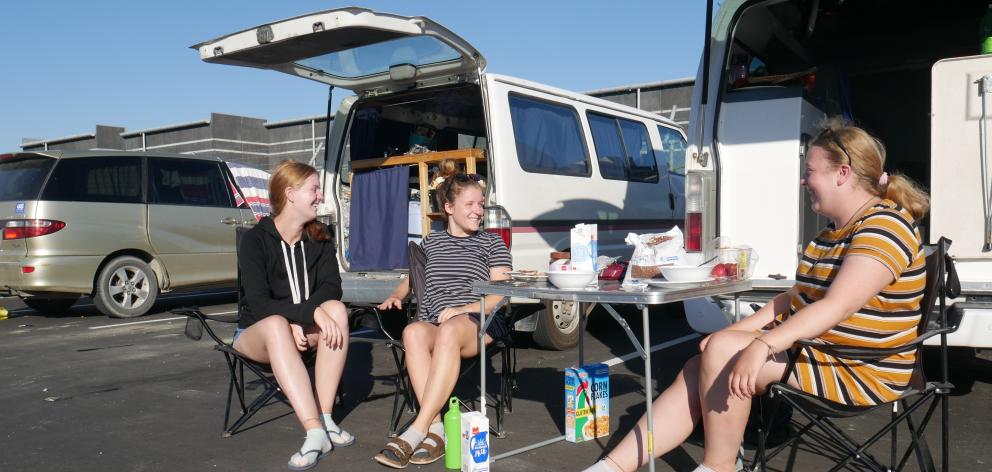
<box><xmin>193</xmin><ymin>7</ymin><xmax>687</xmax><ymax>349</ymax></box>
<box><xmin>684</xmin><ymin>0</ymin><xmax>992</xmax><ymax>347</ymax></box>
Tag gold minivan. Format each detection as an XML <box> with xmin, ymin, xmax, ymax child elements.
<box><xmin>0</xmin><ymin>151</ymin><xmax>257</xmax><ymax>317</ymax></box>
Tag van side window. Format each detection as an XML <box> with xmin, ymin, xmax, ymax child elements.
<box><xmin>657</xmin><ymin>126</ymin><xmax>687</xmax><ymax>176</ymax></box>
<box><xmin>148</xmin><ymin>158</ymin><xmax>234</xmax><ymax>208</ymax></box>
<box><xmin>508</xmin><ymin>94</ymin><xmax>590</xmax><ymax>177</ymax></box>
<box><xmin>587</xmin><ymin>112</ymin><xmax>659</xmax><ymax>183</ymax></box>
<box><xmin>41</xmin><ymin>156</ymin><xmax>142</xmax><ymax>204</ymax></box>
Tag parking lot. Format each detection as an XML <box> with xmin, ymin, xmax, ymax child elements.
<box><xmin>1</xmin><ymin>292</ymin><xmax>990</xmax><ymax>471</ymax></box>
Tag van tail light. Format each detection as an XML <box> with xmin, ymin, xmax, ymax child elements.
<box><xmin>2</xmin><ymin>220</ymin><xmax>66</xmax><ymax>240</ymax></box>
<box><xmin>483</xmin><ymin>205</ymin><xmax>512</xmax><ymax>249</ymax></box>
<box><xmin>685</xmin><ymin>172</ymin><xmax>705</xmax><ymax>252</ymax></box>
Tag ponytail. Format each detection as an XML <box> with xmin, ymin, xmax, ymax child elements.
<box><xmin>882</xmin><ymin>172</ymin><xmax>930</xmax><ymax>222</ymax></box>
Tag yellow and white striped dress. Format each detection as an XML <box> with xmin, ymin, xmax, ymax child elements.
<box><xmin>779</xmin><ymin>199</ymin><xmax>925</xmax><ymax>406</ymax></box>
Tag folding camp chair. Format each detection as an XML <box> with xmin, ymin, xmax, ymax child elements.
<box><xmin>172</xmin><ymin>226</ymin><xmax>317</xmax><ymax>437</ymax></box>
<box><xmin>352</xmin><ymin>241</ymin><xmax>517</xmax><ymax>437</ymax></box>
<box><xmin>747</xmin><ymin>237</ymin><xmax>961</xmax><ymax>472</ymax></box>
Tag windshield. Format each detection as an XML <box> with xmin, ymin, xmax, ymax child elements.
<box><xmin>0</xmin><ymin>156</ymin><xmax>55</xmax><ymax>201</ymax></box>
<box><xmin>296</xmin><ymin>35</ymin><xmax>461</xmax><ymax>79</ymax></box>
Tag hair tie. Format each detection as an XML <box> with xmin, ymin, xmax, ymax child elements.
<box><xmin>878</xmin><ymin>172</ymin><xmax>889</xmax><ymax>186</ymax></box>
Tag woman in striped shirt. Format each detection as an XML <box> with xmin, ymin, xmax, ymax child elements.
<box><xmin>374</xmin><ymin>161</ymin><xmax>512</xmax><ymax>469</ymax></box>
<box><xmin>585</xmin><ymin>123</ymin><xmax>931</xmax><ymax>472</ymax></box>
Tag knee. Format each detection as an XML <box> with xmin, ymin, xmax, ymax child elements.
<box><xmin>321</xmin><ymin>300</ymin><xmax>349</xmax><ymax>333</ymax></box>
<box><xmin>256</xmin><ymin>314</ymin><xmax>291</xmax><ymax>332</ymax></box>
<box><xmin>700</xmin><ymin>331</ymin><xmax>740</xmax><ymax>370</ymax></box>
<box><xmin>402</xmin><ymin>323</ymin><xmax>429</xmax><ymax>348</ymax></box>
<box><xmin>436</xmin><ymin>320</ymin><xmax>469</xmax><ymax>349</ymax></box>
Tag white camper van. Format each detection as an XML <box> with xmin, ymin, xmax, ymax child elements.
<box><xmin>685</xmin><ymin>0</ymin><xmax>992</xmax><ymax>347</ymax></box>
<box><xmin>193</xmin><ymin>7</ymin><xmax>686</xmax><ymax>349</ymax></box>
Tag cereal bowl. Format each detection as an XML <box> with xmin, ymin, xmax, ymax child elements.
<box><xmin>659</xmin><ymin>264</ymin><xmax>715</xmax><ymax>282</ymax></box>
<box><xmin>548</xmin><ymin>270</ymin><xmax>597</xmax><ymax>289</ymax></box>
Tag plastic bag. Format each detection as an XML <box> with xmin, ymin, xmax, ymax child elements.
<box><xmin>625</xmin><ymin>227</ymin><xmax>685</xmax><ymax>280</ymax></box>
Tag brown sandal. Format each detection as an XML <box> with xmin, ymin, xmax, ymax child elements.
<box><xmin>373</xmin><ymin>437</ymin><xmax>415</xmax><ymax>469</ymax></box>
<box><xmin>409</xmin><ymin>432</ymin><xmax>446</xmax><ymax>465</ymax></box>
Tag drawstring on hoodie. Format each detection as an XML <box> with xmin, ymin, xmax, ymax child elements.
<box><xmin>280</xmin><ymin>240</ymin><xmax>310</xmax><ymax>304</ymax></box>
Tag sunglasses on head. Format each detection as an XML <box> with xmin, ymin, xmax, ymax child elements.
<box><xmin>817</xmin><ymin>128</ymin><xmax>852</xmax><ymax>165</ymax></box>
<box><xmin>452</xmin><ymin>173</ymin><xmax>482</xmax><ymax>183</ymax></box>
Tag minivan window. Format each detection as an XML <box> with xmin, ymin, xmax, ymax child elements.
<box><xmin>149</xmin><ymin>158</ymin><xmax>233</xmax><ymax>208</ymax></box>
<box><xmin>508</xmin><ymin>94</ymin><xmax>589</xmax><ymax>177</ymax></box>
<box><xmin>657</xmin><ymin>126</ymin><xmax>687</xmax><ymax>175</ymax></box>
<box><xmin>587</xmin><ymin>112</ymin><xmax>659</xmax><ymax>183</ymax></box>
<box><xmin>41</xmin><ymin>156</ymin><xmax>142</xmax><ymax>204</ymax></box>
<box><xmin>0</xmin><ymin>156</ymin><xmax>55</xmax><ymax>201</ymax></box>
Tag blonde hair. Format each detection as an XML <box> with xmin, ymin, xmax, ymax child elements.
<box><xmin>268</xmin><ymin>160</ymin><xmax>329</xmax><ymax>241</ymax></box>
<box><xmin>811</xmin><ymin>120</ymin><xmax>930</xmax><ymax>221</ymax></box>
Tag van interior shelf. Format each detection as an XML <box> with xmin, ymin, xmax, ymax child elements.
<box><xmin>351</xmin><ymin>148</ymin><xmax>486</xmax><ymax>237</ymax></box>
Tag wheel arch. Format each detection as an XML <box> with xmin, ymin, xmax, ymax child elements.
<box><xmin>90</xmin><ymin>250</ymin><xmax>168</xmax><ymax>296</ymax></box>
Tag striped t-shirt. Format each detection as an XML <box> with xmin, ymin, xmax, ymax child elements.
<box><xmin>781</xmin><ymin>199</ymin><xmax>925</xmax><ymax>406</ymax></box>
<box><xmin>420</xmin><ymin>230</ymin><xmax>513</xmax><ymax>322</ymax></box>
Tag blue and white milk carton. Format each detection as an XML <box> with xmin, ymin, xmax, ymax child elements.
<box><xmin>570</xmin><ymin>223</ymin><xmax>598</xmax><ymax>272</ymax></box>
<box><xmin>461</xmin><ymin>411</ymin><xmax>490</xmax><ymax>472</ymax></box>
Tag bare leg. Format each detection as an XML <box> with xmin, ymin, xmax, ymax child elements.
<box><xmin>234</xmin><ymin>315</ymin><xmax>321</xmax><ymax>430</ymax></box>
<box><xmin>601</xmin><ymin>331</ymin><xmax>793</xmax><ymax>472</ymax></box>
<box><xmin>309</xmin><ymin>300</ymin><xmax>350</xmax><ymax>415</ymax></box>
<box><xmin>402</xmin><ymin>321</ymin><xmax>441</xmax><ymax>422</ymax></box>
<box><xmin>698</xmin><ymin>330</ymin><xmax>791</xmax><ymax>472</ymax></box>
<box><xmin>410</xmin><ymin>315</ymin><xmax>491</xmax><ymax>433</ymax></box>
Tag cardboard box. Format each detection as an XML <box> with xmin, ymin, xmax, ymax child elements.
<box><xmin>565</xmin><ymin>363</ymin><xmax>610</xmax><ymax>443</ymax></box>
<box><xmin>461</xmin><ymin>411</ymin><xmax>490</xmax><ymax>472</ymax></box>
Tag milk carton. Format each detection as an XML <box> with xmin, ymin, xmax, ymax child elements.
<box><xmin>461</xmin><ymin>411</ymin><xmax>490</xmax><ymax>472</ymax></box>
<box><xmin>570</xmin><ymin>224</ymin><xmax>598</xmax><ymax>272</ymax></box>
<box><xmin>564</xmin><ymin>363</ymin><xmax>610</xmax><ymax>443</ymax></box>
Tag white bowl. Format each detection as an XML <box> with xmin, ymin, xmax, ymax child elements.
<box><xmin>548</xmin><ymin>270</ymin><xmax>597</xmax><ymax>289</ymax></box>
<box><xmin>659</xmin><ymin>264</ymin><xmax>714</xmax><ymax>282</ymax></box>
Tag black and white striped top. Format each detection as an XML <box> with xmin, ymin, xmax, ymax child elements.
<box><xmin>420</xmin><ymin>230</ymin><xmax>512</xmax><ymax>322</ymax></box>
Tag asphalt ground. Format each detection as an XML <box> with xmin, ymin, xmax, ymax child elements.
<box><xmin>1</xmin><ymin>292</ymin><xmax>990</xmax><ymax>471</ymax></box>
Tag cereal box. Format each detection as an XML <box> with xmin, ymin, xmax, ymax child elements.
<box><xmin>461</xmin><ymin>411</ymin><xmax>490</xmax><ymax>472</ymax></box>
<box><xmin>565</xmin><ymin>363</ymin><xmax>610</xmax><ymax>443</ymax></box>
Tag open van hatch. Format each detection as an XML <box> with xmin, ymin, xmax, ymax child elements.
<box><xmin>192</xmin><ymin>7</ymin><xmax>486</xmax><ymax>95</ymax></box>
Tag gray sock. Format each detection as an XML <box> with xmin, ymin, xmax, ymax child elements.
<box><xmin>419</xmin><ymin>422</ymin><xmax>445</xmax><ymax>450</ymax></box>
<box><xmin>581</xmin><ymin>459</ymin><xmax>616</xmax><ymax>472</ymax></box>
<box><xmin>398</xmin><ymin>426</ymin><xmax>426</xmax><ymax>450</ymax></box>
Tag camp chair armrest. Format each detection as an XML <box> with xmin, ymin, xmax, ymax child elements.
<box><xmin>793</xmin><ymin>329</ymin><xmax>948</xmax><ymax>361</ymax></box>
<box><xmin>171</xmin><ymin>307</ymin><xmax>233</xmax><ymax>346</ymax></box>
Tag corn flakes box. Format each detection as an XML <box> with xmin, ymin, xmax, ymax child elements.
<box><xmin>564</xmin><ymin>363</ymin><xmax>610</xmax><ymax>443</ymax></box>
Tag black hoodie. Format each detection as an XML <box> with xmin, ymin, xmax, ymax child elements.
<box><xmin>237</xmin><ymin>216</ymin><xmax>343</xmax><ymax>329</ymax></box>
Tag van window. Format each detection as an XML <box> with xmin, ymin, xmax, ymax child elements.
<box><xmin>149</xmin><ymin>158</ymin><xmax>234</xmax><ymax>208</ymax></box>
<box><xmin>508</xmin><ymin>94</ymin><xmax>589</xmax><ymax>177</ymax></box>
<box><xmin>41</xmin><ymin>156</ymin><xmax>142</xmax><ymax>204</ymax></box>
<box><xmin>0</xmin><ymin>156</ymin><xmax>55</xmax><ymax>200</ymax></box>
<box><xmin>657</xmin><ymin>126</ymin><xmax>687</xmax><ymax>175</ymax></box>
<box><xmin>587</xmin><ymin>112</ymin><xmax>659</xmax><ymax>183</ymax></box>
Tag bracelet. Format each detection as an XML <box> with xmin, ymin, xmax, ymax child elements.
<box><xmin>753</xmin><ymin>337</ymin><xmax>777</xmax><ymax>355</ymax></box>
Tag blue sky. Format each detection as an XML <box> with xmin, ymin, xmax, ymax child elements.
<box><xmin>0</xmin><ymin>1</ymin><xmax>705</xmax><ymax>150</ymax></box>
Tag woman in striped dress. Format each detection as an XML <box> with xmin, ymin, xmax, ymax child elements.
<box><xmin>374</xmin><ymin>160</ymin><xmax>513</xmax><ymax>469</ymax></box>
<box><xmin>584</xmin><ymin>123</ymin><xmax>931</xmax><ymax>472</ymax></box>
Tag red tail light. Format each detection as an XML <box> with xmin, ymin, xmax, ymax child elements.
<box><xmin>3</xmin><ymin>220</ymin><xmax>66</xmax><ymax>240</ymax></box>
<box><xmin>483</xmin><ymin>205</ymin><xmax>512</xmax><ymax>249</ymax></box>
<box><xmin>685</xmin><ymin>212</ymin><xmax>702</xmax><ymax>251</ymax></box>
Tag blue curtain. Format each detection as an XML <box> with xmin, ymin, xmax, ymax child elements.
<box><xmin>349</xmin><ymin>166</ymin><xmax>409</xmax><ymax>270</ymax></box>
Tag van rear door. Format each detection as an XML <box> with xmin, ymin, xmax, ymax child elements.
<box><xmin>192</xmin><ymin>7</ymin><xmax>486</xmax><ymax>96</ymax></box>
<box><xmin>0</xmin><ymin>153</ymin><xmax>57</xmax><ymax>261</ymax></box>
<box><xmin>931</xmin><ymin>55</ymin><xmax>992</xmax><ymax>267</ymax></box>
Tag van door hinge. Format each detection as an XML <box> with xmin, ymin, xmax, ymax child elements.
<box><xmin>693</xmin><ymin>151</ymin><xmax>710</xmax><ymax>167</ymax></box>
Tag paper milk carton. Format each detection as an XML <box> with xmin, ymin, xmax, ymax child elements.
<box><xmin>570</xmin><ymin>223</ymin><xmax>598</xmax><ymax>271</ymax></box>
<box><xmin>564</xmin><ymin>363</ymin><xmax>610</xmax><ymax>443</ymax></box>
<box><xmin>461</xmin><ymin>411</ymin><xmax>490</xmax><ymax>472</ymax></box>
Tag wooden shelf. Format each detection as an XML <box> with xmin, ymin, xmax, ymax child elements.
<box><xmin>351</xmin><ymin>148</ymin><xmax>486</xmax><ymax>237</ymax></box>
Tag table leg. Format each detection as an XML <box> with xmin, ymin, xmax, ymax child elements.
<box><xmin>642</xmin><ymin>305</ymin><xmax>655</xmax><ymax>472</ymax></box>
<box><xmin>480</xmin><ymin>295</ymin><xmax>487</xmax><ymax>415</ymax></box>
<box><xmin>578</xmin><ymin>303</ymin><xmax>585</xmax><ymax>366</ymax></box>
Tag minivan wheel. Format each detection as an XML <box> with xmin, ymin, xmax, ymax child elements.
<box><xmin>93</xmin><ymin>256</ymin><xmax>159</xmax><ymax>318</ymax></box>
<box><xmin>532</xmin><ymin>300</ymin><xmax>581</xmax><ymax>350</ymax></box>
<box><xmin>22</xmin><ymin>295</ymin><xmax>80</xmax><ymax>315</ymax></box>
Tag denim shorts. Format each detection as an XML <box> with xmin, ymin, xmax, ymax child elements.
<box><xmin>232</xmin><ymin>327</ymin><xmax>246</xmax><ymax>347</ymax></box>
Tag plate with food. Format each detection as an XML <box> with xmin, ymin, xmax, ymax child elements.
<box><xmin>507</xmin><ymin>269</ymin><xmax>549</xmax><ymax>282</ymax></box>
